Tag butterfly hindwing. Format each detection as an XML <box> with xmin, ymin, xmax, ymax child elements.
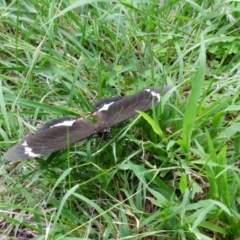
<box><xmin>4</xmin><ymin>116</ymin><xmax>96</xmax><ymax>161</ymax></box>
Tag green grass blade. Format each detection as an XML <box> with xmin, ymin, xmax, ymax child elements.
<box><xmin>180</xmin><ymin>34</ymin><xmax>206</xmax><ymax>154</ymax></box>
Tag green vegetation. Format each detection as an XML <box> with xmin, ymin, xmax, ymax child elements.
<box><xmin>1</xmin><ymin>0</ymin><xmax>240</xmax><ymax>239</ymax></box>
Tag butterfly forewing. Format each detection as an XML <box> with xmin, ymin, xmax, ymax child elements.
<box><xmin>94</xmin><ymin>87</ymin><xmax>161</xmax><ymax>127</ymax></box>
<box><xmin>4</xmin><ymin>117</ymin><xmax>96</xmax><ymax>161</ymax></box>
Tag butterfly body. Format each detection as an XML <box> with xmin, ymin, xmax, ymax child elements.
<box><xmin>4</xmin><ymin>86</ymin><xmax>170</xmax><ymax>161</ymax></box>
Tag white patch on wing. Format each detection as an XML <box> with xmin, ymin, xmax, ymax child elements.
<box><xmin>98</xmin><ymin>102</ymin><xmax>114</xmax><ymax>112</ymax></box>
<box><xmin>50</xmin><ymin>120</ymin><xmax>76</xmax><ymax>128</ymax></box>
<box><xmin>24</xmin><ymin>147</ymin><xmax>41</xmax><ymax>157</ymax></box>
<box><xmin>22</xmin><ymin>141</ymin><xmax>28</xmax><ymax>146</ymax></box>
<box><xmin>145</xmin><ymin>89</ymin><xmax>160</xmax><ymax>102</ymax></box>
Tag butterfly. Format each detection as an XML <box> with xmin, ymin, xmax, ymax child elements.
<box><xmin>3</xmin><ymin>86</ymin><xmax>170</xmax><ymax>161</ymax></box>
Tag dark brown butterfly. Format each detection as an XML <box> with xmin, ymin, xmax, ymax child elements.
<box><xmin>4</xmin><ymin>86</ymin><xmax>170</xmax><ymax>161</ymax></box>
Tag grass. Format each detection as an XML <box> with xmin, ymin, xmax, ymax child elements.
<box><xmin>1</xmin><ymin>0</ymin><xmax>240</xmax><ymax>239</ymax></box>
